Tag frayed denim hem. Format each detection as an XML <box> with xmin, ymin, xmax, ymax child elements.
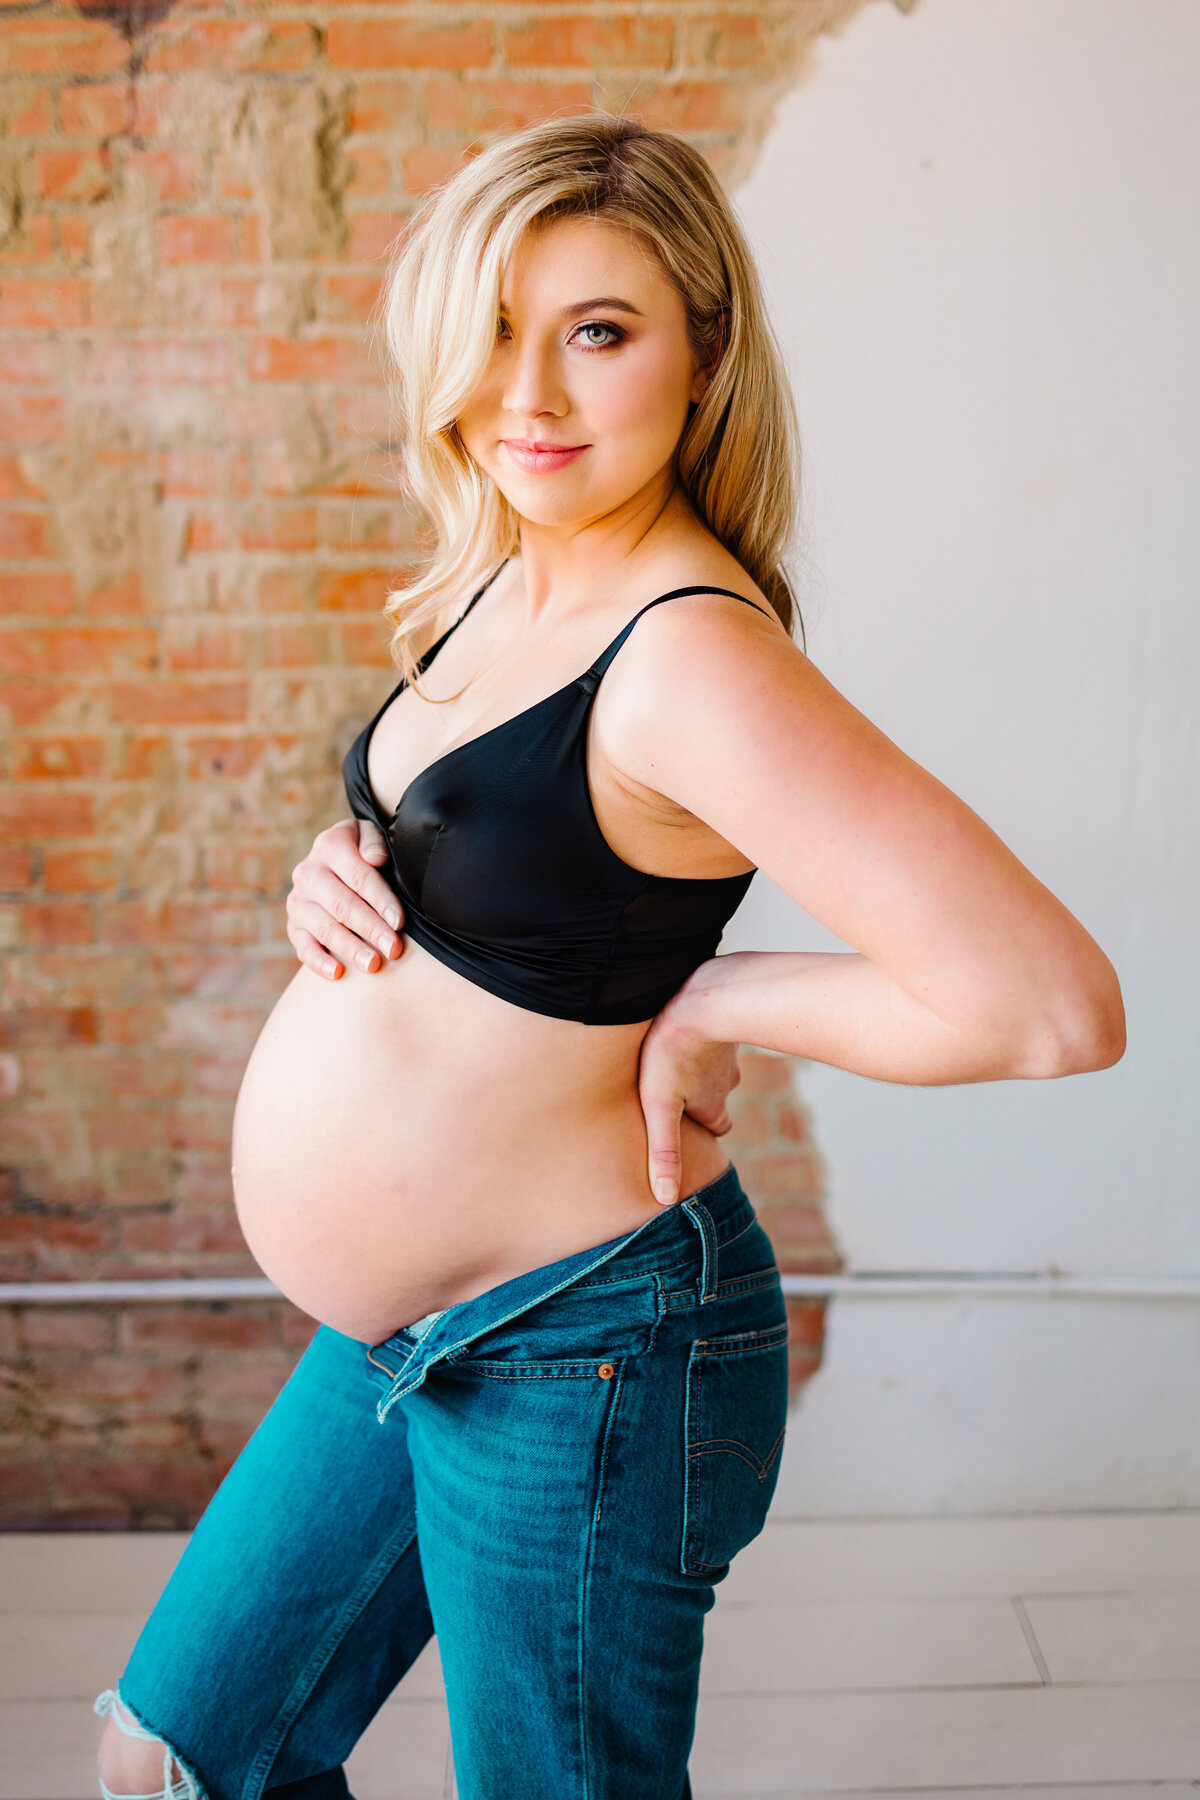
<box><xmin>94</xmin><ymin>1687</ymin><xmax>206</xmax><ymax>1800</ymax></box>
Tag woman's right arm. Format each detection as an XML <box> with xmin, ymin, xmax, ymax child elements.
<box><xmin>286</xmin><ymin>817</ymin><xmax>405</xmax><ymax>979</ymax></box>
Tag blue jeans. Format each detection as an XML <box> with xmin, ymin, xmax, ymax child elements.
<box><xmin>104</xmin><ymin>1162</ymin><xmax>789</xmax><ymax>1800</ymax></box>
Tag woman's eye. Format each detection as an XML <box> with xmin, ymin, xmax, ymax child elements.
<box><xmin>573</xmin><ymin>321</ymin><xmax>625</xmax><ymax>351</ymax></box>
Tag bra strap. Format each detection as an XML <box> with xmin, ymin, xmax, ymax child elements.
<box><xmin>588</xmin><ymin>586</ymin><xmax>767</xmax><ymax>684</ymax></box>
<box><xmin>408</xmin><ymin>560</ymin><xmax>509</xmax><ymax>685</ymax></box>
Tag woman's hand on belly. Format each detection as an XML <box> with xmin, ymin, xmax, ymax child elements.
<box><xmin>637</xmin><ymin>960</ymin><xmax>742</xmax><ymax>1205</ymax></box>
<box><xmin>287</xmin><ymin>817</ymin><xmax>404</xmax><ymax>980</ymax></box>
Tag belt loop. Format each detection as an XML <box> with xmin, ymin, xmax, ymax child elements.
<box><xmin>682</xmin><ymin>1198</ymin><xmax>718</xmax><ymax>1303</ymax></box>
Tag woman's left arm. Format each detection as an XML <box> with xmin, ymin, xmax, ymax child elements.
<box><xmin>611</xmin><ymin>599</ymin><xmax>1127</xmax><ymax>1205</ymax></box>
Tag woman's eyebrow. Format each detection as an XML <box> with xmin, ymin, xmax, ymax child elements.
<box><xmin>559</xmin><ymin>296</ymin><xmax>645</xmax><ymax>318</ymax></box>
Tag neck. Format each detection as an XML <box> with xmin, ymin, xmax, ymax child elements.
<box><xmin>511</xmin><ymin>469</ymin><xmax>693</xmax><ymax>625</ymax></box>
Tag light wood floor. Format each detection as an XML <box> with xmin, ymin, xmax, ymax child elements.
<box><xmin>3</xmin><ymin>1511</ymin><xmax>1199</xmax><ymax>1799</ymax></box>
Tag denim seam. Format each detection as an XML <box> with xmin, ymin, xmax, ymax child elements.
<box><xmin>376</xmin><ymin>1208</ymin><xmax>669</xmax><ymax>1423</ymax></box>
<box><xmin>436</xmin><ymin>1358</ymin><xmax>621</xmax><ymax>1381</ymax></box>
<box><xmin>693</xmin><ymin>1322</ymin><xmax>789</xmax><ymax>1357</ymax></box>
<box><xmin>688</xmin><ymin>1426</ymin><xmax>787</xmax><ymax>1482</ymax></box>
<box><xmin>243</xmin><ymin>1509</ymin><xmax>420</xmax><ymax>1800</ymax></box>
<box><xmin>570</xmin><ymin>1211</ymin><xmax>755</xmax><ymax>1292</ymax></box>
<box><xmin>661</xmin><ymin>1268</ymin><xmax>781</xmax><ymax>1311</ymax></box>
<box><xmin>578</xmin><ymin>1362</ymin><xmax>624</xmax><ymax>1799</ymax></box>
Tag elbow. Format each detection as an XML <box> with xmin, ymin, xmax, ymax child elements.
<box><xmin>1016</xmin><ymin>963</ymin><xmax>1127</xmax><ymax>1079</ymax></box>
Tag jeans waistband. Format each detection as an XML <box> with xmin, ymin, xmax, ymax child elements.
<box><xmin>368</xmin><ymin>1161</ymin><xmax>754</xmax><ymax>1425</ymax></box>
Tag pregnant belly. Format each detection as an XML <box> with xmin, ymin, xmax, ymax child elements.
<box><xmin>231</xmin><ymin>941</ymin><xmax>728</xmax><ymax>1342</ymax></box>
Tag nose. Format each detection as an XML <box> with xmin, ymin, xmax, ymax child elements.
<box><xmin>500</xmin><ymin>332</ymin><xmax>567</xmax><ymax>423</ymax></box>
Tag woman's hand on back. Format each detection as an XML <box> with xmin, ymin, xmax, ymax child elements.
<box><xmin>637</xmin><ymin>973</ymin><xmax>741</xmax><ymax>1206</ymax></box>
<box><xmin>287</xmin><ymin>818</ymin><xmax>404</xmax><ymax>979</ymax></box>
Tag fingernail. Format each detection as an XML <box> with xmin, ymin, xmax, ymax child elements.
<box><xmin>376</xmin><ymin>936</ymin><xmax>393</xmax><ymax>957</ymax></box>
<box><xmin>653</xmin><ymin>1178</ymin><xmax>677</xmax><ymax>1205</ymax></box>
<box><xmin>384</xmin><ymin>908</ymin><xmax>401</xmax><ymax>930</ymax></box>
<box><xmin>356</xmin><ymin>950</ymin><xmax>375</xmax><ymax>972</ymax></box>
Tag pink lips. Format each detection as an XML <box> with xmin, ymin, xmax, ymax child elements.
<box><xmin>502</xmin><ymin>439</ymin><xmax>590</xmax><ymax>474</ymax></box>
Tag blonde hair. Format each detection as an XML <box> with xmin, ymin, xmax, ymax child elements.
<box><xmin>375</xmin><ymin>113</ymin><xmax>802</xmax><ymax>692</ymax></box>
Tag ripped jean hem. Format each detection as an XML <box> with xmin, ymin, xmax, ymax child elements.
<box><xmin>95</xmin><ymin>1687</ymin><xmax>207</xmax><ymax>1800</ymax></box>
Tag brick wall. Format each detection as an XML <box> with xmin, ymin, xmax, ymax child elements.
<box><xmin>0</xmin><ymin>0</ymin><xmax>891</xmax><ymax>1527</ymax></box>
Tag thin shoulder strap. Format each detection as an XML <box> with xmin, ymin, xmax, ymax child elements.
<box><xmin>587</xmin><ymin>586</ymin><xmax>767</xmax><ymax>684</ymax></box>
<box><xmin>409</xmin><ymin>560</ymin><xmax>508</xmax><ymax>685</ymax></box>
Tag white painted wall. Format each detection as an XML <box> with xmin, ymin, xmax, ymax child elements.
<box><xmin>728</xmin><ymin>0</ymin><xmax>1200</xmax><ymax>1512</ymax></box>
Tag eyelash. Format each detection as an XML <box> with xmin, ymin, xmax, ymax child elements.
<box><xmin>495</xmin><ymin>320</ymin><xmax>627</xmax><ymax>353</ymax></box>
<box><xmin>570</xmin><ymin>320</ymin><xmax>627</xmax><ymax>352</ymax></box>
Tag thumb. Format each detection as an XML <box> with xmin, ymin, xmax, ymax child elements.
<box><xmin>356</xmin><ymin>818</ymin><xmax>390</xmax><ymax>864</ymax></box>
<box><xmin>645</xmin><ymin>1099</ymin><xmax>683</xmax><ymax>1207</ymax></box>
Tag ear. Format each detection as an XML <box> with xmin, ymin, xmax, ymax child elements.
<box><xmin>689</xmin><ymin>308</ymin><xmax>730</xmax><ymax>405</ymax></box>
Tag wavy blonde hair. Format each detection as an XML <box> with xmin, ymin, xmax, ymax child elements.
<box><xmin>375</xmin><ymin>113</ymin><xmax>802</xmax><ymax>693</ymax></box>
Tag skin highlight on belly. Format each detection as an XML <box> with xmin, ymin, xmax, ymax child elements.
<box><xmin>230</xmin><ymin>936</ymin><xmax>730</xmax><ymax>1341</ymax></box>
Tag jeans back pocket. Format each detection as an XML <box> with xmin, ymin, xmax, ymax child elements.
<box><xmin>681</xmin><ymin>1320</ymin><xmax>790</xmax><ymax>1580</ymax></box>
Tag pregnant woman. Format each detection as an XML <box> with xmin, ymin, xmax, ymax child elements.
<box><xmin>95</xmin><ymin>115</ymin><xmax>1125</xmax><ymax>1800</ymax></box>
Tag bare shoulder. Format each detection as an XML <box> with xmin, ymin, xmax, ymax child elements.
<box><xmin>599</xmin><ymin>575</ymin><xmax>819</xmax><ymax>761</ymax></box>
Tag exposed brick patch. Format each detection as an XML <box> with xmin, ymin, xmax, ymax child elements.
<box><xmin>0</xmin><ymin>0</ymin><xmax>902</xmax><ymax>1523</ymax></box>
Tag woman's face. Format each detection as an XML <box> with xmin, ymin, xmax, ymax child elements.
<box><xmin>455</xmin><ymin>214</ymin><xmax>707</xmax><ymax>530</ymax></box>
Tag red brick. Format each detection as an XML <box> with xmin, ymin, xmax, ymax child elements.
<box><xmin>204</xmin><ymin>842</ymin><xmax>287</xmax><ymax>894</ymax></box>
<box><xmin>186</xmin><ymin>731</ymin><xmax>300</xmax><ymax>778</ymax></box>
<box><xmin>0</xmin><ymin>453</ymin><xmax>41</xmax><ymax>503</ymax></box>
<box><xmin>0</xmin><ymin>569</ymin><xmax>74</xmax><ymax>613</ymax></box>
<box><xmin>58</xmin><ymin>82</ymin><xmax>129</xmax><ymax>138</ymax></box>
<box><xmin>402</xmin><ymin>141</ymin><xmax>475</xmax><ymax>195</ymax></box>
<box><xmin>317</xmin><ymin>566</ymin><xmax>386</xmax><ymax>612</ymax></box>
<box><xmin>344</xmin><ymin>144</ymin><xmax>393</xmax><ymax>199</ymax></box>
<box><xmin>11</xmin><ymin>734</ymin><xmax>106</xmax><ymax>781</ymax></box>
<box><xmin>121</xmin><ymin>1307</ymin><xmax>276</xmax><ymax>1351</ymax></box>
<box><xmin>0</xmin><ymin>1214</ymin><xmax>109</xmax><ymax>1255</ymax></box>
<box><xmin>163</xmin><ymin>619</ymin><xmax>252</xmax><ymax>673</ymax></box>
<box><xmin>144</xmin><ymin>20</ymin><xmax>318</xmax><ymax>75</ymax></box>
<box><xmin>0</xmin><ymin>1005</ymin><xmax>98</xmax><ymax>1047</ymax></box>
<box><xmin>0</xmin><ymin>390</ymin><xmax>66</xmax><ymax>445</ymax></box>
<box><xmin>344</xmin><ymin>211</ymin><xmax>405</xmax><ymax>263</ymax></box>
<box><xmin>20</xmin><ymin>900</ymin><xmax>93</xmax><ymax>947</ymax></box>
<box><xmin>424</xmin><ymin>75</ymin><xmax>592</xmax><ymax>134</ymax></box>
<box><xmin>33</xmin><ymin>148</ymin><xmax>110</xmax><ymax>203</ymax></box>
<box><xmin>504</xmin><ymin>15</ymin><xmax>674</xmax><ymax>69</ymax></box>
<box><xmin>0</xmin><ymin>277</ymin><xmax>90</xmax><ymax>329</ymax></box>
<box><xmin>40</xmin><ymin>848</ymin><xmax>117</xmax><ymax>892</ymax></box>
<box><xmin>105</xmin><ymin>680</ymin><xmax>248</xmax><ymax>726</ymax></box>
<box><xmin>326</xmin><ymin>19</ymin><xmax>492</xmax><ymax>72</ymax></box>
<box><xmin>0</xmin><ymin>213</ymin><xmax>58</xmax><ymax>265</ymax></box>
<box><xmin>348</xmin><ymin>79</ymin><xmax>420</xmax><ymax>134</ymax></box>
<box><xmin>86</xmin><ymin>1108</ymin><xmax>165</xmax><ymax>1153</ymax></box>
<box><xmin>0</xmin><ymin>625</ymin><xmax>158</xmax><ymax>676</ymax></box>
<box><xmin>634</xmin><ymin>81</ymin><xmax>743</xmax><ymax>134</ymax></box>
<box><xmin>0</xmin><ymin>337</ymin><xmax>61</xmax><ymax>384</ymax></box>
<box><xmin>0</xmin><ymin>20</ymin><xmax>127</xmax><ymax>76</ymax></box>
<box><xmin>156</xmin><ymin>214</ymin><xmax>236</xmax><ymax>266</ymax></box>
<box><xmin>248</xmin><ymin>334</ymin><xmax>376</xmax><ymax>384</ymax></box>
<box><xmin>321</xmin><ymin>269</ymin><xmax>384</xmax><ymax>326</ymax></box>
<box><xmin>0</xmin><ymin>511</ymin><xmax>55</xmax><ymax>559</ymax></box>
<box><xmin>704</xmin><ymin>14</ymin><xmax>771</xmax><ymax>70</ymax></box>
<box><xmin>238</xmin><ymin>504</ymin><xmax>319</xmax><ymax>553</ymax></box>
<box><xmin>125</xmin><ymin>147</ymin><xmax>207</xmax><ymax>206</ymax></box>
<box><xmin>21</xmin><ymin>1307</ymin><xmax>116</xmax><ymax>1352</ymax></box>
<box><xmin>0</xmin><ymin>787</ymin><xmax>93</xmax><ymax>837</ymax></box>
<box><xmin>1</xmin><ymin>84</ymin><xmax>54</xmax><ymax>136</ymax></box>
<box><xmin>339</xmin><ymin>617</ymin><xmax>393</xmax><ymax>664</ymax></box>
<box><xmin>0</xmin><ymin>848</ymin><xmax>35</xmax><ymax>889</ymax></box>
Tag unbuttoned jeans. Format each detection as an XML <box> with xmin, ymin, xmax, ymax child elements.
<box><xmin>107</xmin><ymin>1162</ymin><xmax>790</xmax><ymax>1800</ymax></box>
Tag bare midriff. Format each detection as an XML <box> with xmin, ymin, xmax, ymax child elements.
<box><xmin>230</xmin><ymin>936</ymin><xmax>730</xmax><ymax>1344</ymax></box>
